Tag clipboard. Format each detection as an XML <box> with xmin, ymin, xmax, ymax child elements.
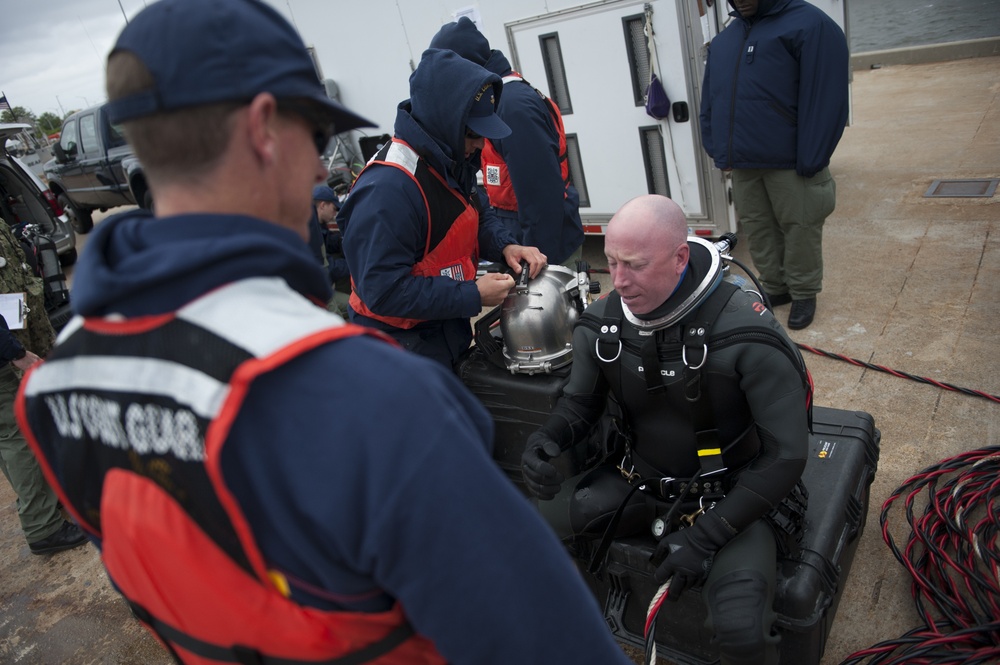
<box><xmin>0</xmin><ymin>292</ymin><xmax>27</xmax><ymax>330</ymax></box>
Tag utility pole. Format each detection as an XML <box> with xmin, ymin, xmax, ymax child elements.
<box><xmin>117</xmin><ymin>0</ymin><xmax>129</xmax><ymax>24</ymax></box>
<box><xmin>55</xmin><ymin>95</ymin><xmax>66</xmax><ymax>118</ymax></box>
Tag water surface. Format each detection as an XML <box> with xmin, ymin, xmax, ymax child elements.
<box><xmin>848</xmin><ymin>0</ymin><xmax>1000</xmax><ymax>52</ymax></box>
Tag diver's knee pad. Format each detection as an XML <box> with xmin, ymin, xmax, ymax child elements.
<box><xmin>568</xmin><ymin>466</ymin><xmax>651</xmax><ymax>538</ymax></box>
<box><xmin>705</xmin><ymin>570</ymin><xmax>780</xmax><ymax>665</ymax></box>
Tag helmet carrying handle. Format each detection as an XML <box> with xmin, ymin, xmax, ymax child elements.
<box><xmin>516</xmin><ymin>259</ymin><xmax>531</xmax><ymax>289</ymax></box>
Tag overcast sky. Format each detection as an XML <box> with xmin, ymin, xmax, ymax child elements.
<box><xmin>0</xmin><ymin>0</ymin><xmax>155</xmax><ymax>119</ymax></box>
<box><xmin>5</xmin><ymin>0</ymin><xmax>999</xmax><ymax>120</ymax></box>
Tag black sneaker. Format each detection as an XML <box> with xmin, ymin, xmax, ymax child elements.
<box><xmin>788</xmin><ymin>297</ymin><xmax>817</xmax><ymax>330</ymax></box>
<box><xmin>29</xmin><ymin>520</ymin><xmax>89</xmax><ymax>555</ymax></box>
<box><xmin>764</xmin><ymin>292</ymin><xmax>792</xmax><ymax>308</ymax></box>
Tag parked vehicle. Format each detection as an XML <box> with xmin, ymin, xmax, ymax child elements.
<box><xmin>44</xmin><ymin>103</ymin><xmax>149</xmax><ymax>234</ymax></box>
<box><xmin>1</xmin><ymin>123</ymin><xmax>77</xmax><ymax>266</ymax></box>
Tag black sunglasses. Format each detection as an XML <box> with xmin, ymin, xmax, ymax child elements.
<box><xmin>277</xmin><ymin>99</ymin><xmax>335</xmax><ymax>155</ymax></box>
<box><xmin>465</xmin><ymin>127</ymin><xmax>483</xmax><ymax>140</ymax></box>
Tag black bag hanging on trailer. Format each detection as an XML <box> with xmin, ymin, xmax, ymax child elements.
<box><xmin>644</xmin><ymin>6</ymin><xmax>672</xmax><ymax>120</ymax></box>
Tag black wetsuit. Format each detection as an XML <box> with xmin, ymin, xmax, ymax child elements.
<box><xmin>536</xmin><ymin>241</ymin><xmax>810</xmax><ymax>665</ymax></box>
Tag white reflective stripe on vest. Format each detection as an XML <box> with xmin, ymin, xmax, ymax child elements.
<box><xmin>23</xmin><ymin>356</ymin><xmax>227</xmax><ymax>422</ymax></box>
<box><xmin>383</xmin><ymin>142</ymin><xmax>420</xmax><ymax>176</ymax></box>
<box><xmin>23</xmin><ymin>277</ymin><xmax>345</xmax><ymax>422</ymax></box>
<box><xmin>178</xmin><ymin>276</ymin><xmax>343</xmax><ymax>358</ymax></box>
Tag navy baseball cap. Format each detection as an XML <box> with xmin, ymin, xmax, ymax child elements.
<box><xmin>466</xmin><ymin>83</ymin><xmax>510</xmax><ymax>140</ymax></box>
<box><xmin>312</xmin><ymin>184</ymin><xmax>339</xmax><ymax>207</ymax></box>
<box><xmin>105</xmin><ymin>0</ymin><xmax>373</xmax><ymax>134</ymax></box>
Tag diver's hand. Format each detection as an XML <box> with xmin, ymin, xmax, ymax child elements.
<box><xmin>652</xmin><ymin>510</ymin><xmax>735</xmax><ymax>600</ymax></box>
<box><xmin>521</xmin><ymin>432</ymin><xmax>564</xmax><ymax>500</ymax></box>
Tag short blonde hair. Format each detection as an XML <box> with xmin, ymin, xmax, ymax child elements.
<box><xmin>106</xmin><ymin>51</ymin><xmax>242</xmax><ymax>184</ymax></box>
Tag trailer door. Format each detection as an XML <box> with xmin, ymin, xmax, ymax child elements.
<box><xmin>506</xmin><ymin>0</ymin><xmax>733</xmax><ymax>236</ymax></box>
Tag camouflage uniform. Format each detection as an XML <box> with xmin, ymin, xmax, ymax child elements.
<box><xmin>0</xmin><ymin>220</ymin><xmax>62</xmax><ymax>544</ymax></box>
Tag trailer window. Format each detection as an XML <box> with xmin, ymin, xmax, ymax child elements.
<box><xmin>623</xmin><ymin>14</ymin><xmax>651</xmax><ymax>108</ymax></box>
<box><xmin>538</xmin><ymin>32</ymin><xmax>572</xmax><ymax>115</ymax></box>
<box><xmin>639</xmin><ymin>126</ymin><xmax>670</xmax><ymax>198</ymax></box>
<box><xmin>564</xmin><ymin>133</ymin><xmax>589</xmax><ymax>208</ymax></box>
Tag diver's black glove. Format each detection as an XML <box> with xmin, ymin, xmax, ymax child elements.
<box><xmin>652</xmin><ymin>509</ymin><xmax>736</xmax><ymax>600</ymax></box>
<box><xmin>521</xmin><ymin>431</ymin><xmax>565</xmax><ymax>500</ymax></box>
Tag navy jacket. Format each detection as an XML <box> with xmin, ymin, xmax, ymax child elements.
<box><xmin>66</xmin><ymin>209</ymin><xmax>632</xmax><ymax>665</ymax></box>
<box><xmin>482</xmin><ymin>50</ymin><xmax>584</xmax><ymax>265</ymax></box>
<box><xmin>0</xmin><ymin>316</ymin><xmax>25</xmax><ymax>362</ymax></box>
<box><xmin>700</xmin><ymin>0</ymin><xmax>849</xmax><ymax>177</ymax></box>
<box><xmin>338</xmin><ymin>49</ymin><xmax>517</xmax><ymax>356</ymax></box>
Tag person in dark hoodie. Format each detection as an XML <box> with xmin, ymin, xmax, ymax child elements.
<box><xmin>430</xmin><ymin>17</ymin><xmax>585</xmax><ymax>268</ymax></box>
<box><xmin>15</xmin><ymin>2</ymin><xmax>633</xmax><ymax>664</ymax></box>
<box><xmin>700</xmin><ymin>0</ymin><xmax>849</xmax><ymax>330</ymax></box>
<box><xmin>338</xmin><ymin>48</ymin><xmax>547</xmax><ymax>370</ymax></box>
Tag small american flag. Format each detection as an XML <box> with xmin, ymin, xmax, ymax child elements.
<box><xmin>0</xmin><ymin>95</ymin><xmax>10</xmax><ymax>112</ymax></box>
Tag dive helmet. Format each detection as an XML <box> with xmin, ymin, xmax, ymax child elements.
<box><xmin>500</xmin><ymin>265</ymin><xmax>584</xmax><ymax>374</ymax></box>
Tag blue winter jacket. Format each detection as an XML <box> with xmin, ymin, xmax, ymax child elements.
<box><xmin>481</xmin><ymin>50</ymin><xmax>584</xmax><ymax>265</ymax></box>
<box><xmin>338</xmin><ymin>49</ymin><xmax>517</xmax><ymax>357</ymax></box>
<box><xmin>67</xmin><ymin>209</ymin><xmax>632</xmax><ymax>665</ymax></box>
<box><xmin>700</xmin><ymin>0</ymin><xmax>849</xmax><ymax>177</ymax></box>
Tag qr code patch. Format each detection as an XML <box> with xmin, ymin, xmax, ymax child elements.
<box><xmin>485</xmin><ymin>165</ymin><xmax>501</xmax><ymax>187</ymax></box>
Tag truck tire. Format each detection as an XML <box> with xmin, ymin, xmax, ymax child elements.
<box><xmin>58</xmin><ymin>193</ymin><xmax>94</xmax><ymax>234</ymax></box>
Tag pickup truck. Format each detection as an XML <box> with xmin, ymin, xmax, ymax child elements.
<box><xmin>44</xmin><ymin>103</ymin><xmax>149</xmax><ymax>233</ymax></box>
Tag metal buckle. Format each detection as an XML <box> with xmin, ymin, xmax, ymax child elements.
<box><xmin>682</xmin><ymin>343</ymin><xmax>708</xmax><ymax>370</ymax></box>
<box><xmin>617</xmin><ymin>454</ymin><xmax>639</xmax><ymax>483</ymax></box>
<box><xmin>596</xmin><ymin>338</ymin><xmax>622</xmax><ymax>363</ymax></box>
<box><xmin>681</xmin><ymin>496</ymin><xmax>716</xmax><ymax>527</ymax></box>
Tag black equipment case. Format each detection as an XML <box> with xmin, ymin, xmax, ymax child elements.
<box><xmin>457</xmin><ymin>346</ymin><xmax>880</xmax><ymax>665</ymax></box>
<box><xmin>456</xmin><ymin>348</ymin><xmax>574</xmax><ymax>492</ymax></box>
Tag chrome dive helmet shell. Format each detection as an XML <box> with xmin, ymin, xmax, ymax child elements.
<box><xmin>500</xmin><ymin>265</ymin><xmax>582</xmax><ymax>374</ymax></box>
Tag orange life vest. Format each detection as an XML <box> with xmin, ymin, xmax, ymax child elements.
<box><xmin>17</xmin><ymin>278</ymin><xmax>446</xmax><ymax>665</ymax></box>
<box><xmin>349</xmin><ymin>139</ymin><xmax>479</xmax><ymax>329</ymax></box>
<box><xmin>480</xmin><ymin>73</ymin><xmax>571</xmax><ymax>212</ymax></box>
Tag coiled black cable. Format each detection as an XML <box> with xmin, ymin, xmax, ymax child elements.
<box><xmin>839</xmin><ymin>446</ymin><xmax>1000</xmax><ymax>664</ymax></box>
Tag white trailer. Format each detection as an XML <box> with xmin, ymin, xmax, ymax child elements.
<box><xmin>268</xmin><ymin>0</ymin><xmax>849</xmax><ymax>238</ymax></box>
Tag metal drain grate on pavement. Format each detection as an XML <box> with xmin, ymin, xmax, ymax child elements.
<box><xmin>923</xmin><ymin>179</ymin><xmax>998</xmax><ymax>198</ymax></box>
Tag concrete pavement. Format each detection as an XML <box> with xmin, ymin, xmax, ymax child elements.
<box><xmin>1</xmin><ymin>52</ymin><xmax>997</xmax><ymax>664</ymax></box>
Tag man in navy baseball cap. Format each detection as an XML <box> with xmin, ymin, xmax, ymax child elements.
<box><xmin>16</xmin><ymin>3</ymin><xmax>645</xmax><ymax>664</ymax></box>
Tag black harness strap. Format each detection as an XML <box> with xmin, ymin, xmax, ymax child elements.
<box><xmin>128</xmin><ymin>600</ymin><xmax>415</xmax><ymax>665</ymax></box>
<box><xmin>680</xmin><ymin>282</ymin><xmax>738</xmax><ymax>478</ymax></box>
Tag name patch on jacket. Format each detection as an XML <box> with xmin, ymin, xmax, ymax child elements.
<box><xmin>485</xmin><ymin>164</ymin><xmax>501</xmax><ymax>187</ymax></box>
<box><xmin>440</xmin><ymin>264</ymin><xmax>466</xmax><ymax>281</ymax></box>
<box><xmin>43</xmin><ymin>392</ymin><xmax>204</xmax><ymax>462</ymax></box>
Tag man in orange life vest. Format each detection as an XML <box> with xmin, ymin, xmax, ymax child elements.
<box><xmin>16</xmin><ymin>1</ymin><xmax>635</xmax><ymax>664</ymax></box>
<box><xmin>339</xmin><ymin>48</ymin><xmax>547</xmax><ymax>370</ymax></box>
<box><xmin>430</xmin><ymin>17</ymin><xmax>585</xmax><ymax>268</ymax></box>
